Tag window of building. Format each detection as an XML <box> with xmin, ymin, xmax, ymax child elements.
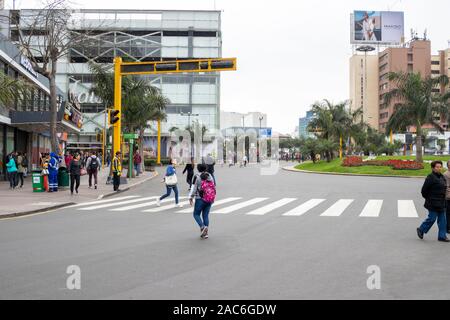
<box><xmin>431</xmin><ymin>70</ymin><xmax>440</xmax><ymax>75</ymax></box>
<box><xmin>431</xmin><ymin>60</ymin><xmax>440</xmax><ymax>65</ymax></box>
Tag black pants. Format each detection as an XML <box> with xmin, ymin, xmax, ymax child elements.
<box><xmin>70</xmin><ymin>174</ymin><xmax>80</xmax><ymax>193</ymax></box>
<box><xmin>17</xmin><ymin>172</ymin><xmax>24</xmax><ymax>187</ymax></box>
<box><xmin>88</xmin><ymin>169</ymin><xmax>98</xmax><ymax>187</ymax></box>
<box><xmin>8</xmin><ymin>172</ymin><xmax>16</xmax><ymax>188</ymax></box>
<box><xmin>113</xmin><ymin>172</ymin><xmax>120</xmax><ymax>191</ymax></box>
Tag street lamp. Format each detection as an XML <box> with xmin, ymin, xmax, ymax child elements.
<box><xmin>258</xmin><ymin>116</ymin><xmax>264</xmax><ymax>163</ymax></box>
<box><xmin>180</xmin><ymin>111</ymin><xmax>199</xmax><ymax>129</ymax></box>
<box><xmin>356</xmin><ymin>45</ymin><xmax>376</xmax><ymax>124</ymax></box>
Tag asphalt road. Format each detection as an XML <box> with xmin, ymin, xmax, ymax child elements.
<box><xmin>0</xmin><ymin>162</ymin><xmax>449</xmax><ymax>300</ymax></box>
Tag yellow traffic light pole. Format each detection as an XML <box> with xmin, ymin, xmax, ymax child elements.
<box><xmin>113</xmin><ymin>57</ymin><xmax>237</xmax><ymax>165</ymax></box>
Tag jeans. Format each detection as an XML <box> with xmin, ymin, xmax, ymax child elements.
<box><xmin>88</xmin><ymin>169</ymin><xmax>98</xmax><ymax>187</ymax></box>
<box><xmin>193</xmin><ymin>198</ymin><xmax>212</xmax><ymax>228</ymax></box>
<box><xmin>134</xmin><ymin>163</ymin><xmax>141</xmax><ymax>176</ymax></box>
<box><xmin>160</xmin><ymin>185</ymin><xmax>179</xmax><ymax>204</ymax></box>
<box><xmin>446</xmin><ymin>201</ymin><xmax>450</xmax><ymax>231</ymax></box>
<box><xmin>16</xmin><ymin>172</ymin><xmax>24</xmax><ymax>187</ymax></box>
<box><xmin>70</xmin><ymin>174</ymin><xmax>80</xmax><ymax>193</ymax></box>
<box><xmin>8</xmin><ymin>171</ymin><xmax>17</xmax><ymax>188</ymax></box>
<box><xmin>419</xmin><ymin>210</ymin><xmax>448</xmax><ymax>240</ymax></box>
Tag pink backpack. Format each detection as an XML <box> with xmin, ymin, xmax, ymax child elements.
<box><xmin>201</xmin><ymin>179</ymin><xmax>216</xmax><ymax>204</ymax></box>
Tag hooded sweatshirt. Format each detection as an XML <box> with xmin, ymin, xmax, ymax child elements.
<box><xmin>188</xmin><ymin>172</ymin><xmax>214</xmax><ymax>200</ymax></box>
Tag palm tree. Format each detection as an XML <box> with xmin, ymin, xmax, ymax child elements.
<box><xmin>0</xmin><ymin>72</ymin><xmax>30</xmax><ymax>108</ymax></box>
<box><xmin>385</xmin><ymin>72</ymin><xmax>450</xmax><ymax>163</ymax></box>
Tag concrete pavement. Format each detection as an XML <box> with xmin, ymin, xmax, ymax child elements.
<box><xmin>0</xmin><ymin>162</ymin><xmax>448</xmax><ymax>299</ymax></box>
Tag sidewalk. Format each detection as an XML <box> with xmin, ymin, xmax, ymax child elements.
<box><xmin>0</xmin><ymin>167</ymin><xmax>158</xmax><ymax>218</ymax></box>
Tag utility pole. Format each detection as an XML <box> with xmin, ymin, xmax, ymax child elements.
<box><xmin>258</xmin><ymin>116</ymin><xmax>264</xmax><ymax>163</ymax></box>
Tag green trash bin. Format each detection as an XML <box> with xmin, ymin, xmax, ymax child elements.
<box><xmin>58</xmin><ymin>169</ymin><xmax>70</xmax><ymax>188</ymax></box>
<box><xmin>32</xmin><ymin>170</ymin><xmax>44</xmax><ymax>192</ymax></box>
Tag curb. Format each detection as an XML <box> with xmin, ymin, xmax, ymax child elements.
<box><xmin>0</xmin><ymin>171</ymin><xmax>159</xmax><ymax>220</ymax></box>
<box><xmin>282</xmin><ymin>166</ymin><xmax>426</xmax><ymax>179</ymax></box>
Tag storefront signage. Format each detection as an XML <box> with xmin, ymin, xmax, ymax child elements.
<box><xmin>20</xmin><ymin>55</ymin><xmax>38</xmax><ymax>78</ymax></box>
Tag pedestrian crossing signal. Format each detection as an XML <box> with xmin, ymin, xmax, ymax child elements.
<box><xmin>109</xmin><ymin>110</ymin><xmax>120</xmax><ymax>125</ymax></box>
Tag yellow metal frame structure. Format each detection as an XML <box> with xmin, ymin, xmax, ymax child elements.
<box><xmin>113</xmin><ymin>57</ymin><xmax>237</xmax><ymax>164</ymax></box>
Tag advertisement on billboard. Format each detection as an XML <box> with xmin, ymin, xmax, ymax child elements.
<box><xmin>352</xmin><ymin>10</ymin><xmax>404</xmax><ymax>45</ymax></box>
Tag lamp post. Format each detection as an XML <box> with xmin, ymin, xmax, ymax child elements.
<box><xmin>356</xmin><ymin>45</ymin><xmax>375</xmax><ymax>126</ymax></box>
<box><xmin>180</xmin><ymin>111</ymin><xmax>199</xmax><ymax>159</ymax></box>
<box><xmin>258</xmin><ymin>116</ymin><xmax>264</xmax><ymax>163</ymax></box>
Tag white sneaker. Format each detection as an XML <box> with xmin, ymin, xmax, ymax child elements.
<box><xmin>201</xmin><ymin>227</ymin><xmax>208</xmax><ymax>238</ymax></box>
<box><xmin>178</xmin><ymin>203</ymin><xmax>183</xmax><ymax>208</ymax></box>
<box><xmin>156</xmin><ymin>198</ymin><xmax>161</xmax><ymax>207</ymax></box>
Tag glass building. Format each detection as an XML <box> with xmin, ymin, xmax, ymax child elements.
<box><xmin>299</xmin><ymin>111</ymin><xmax>315</xmax><ymax>138</ymax></box>
<box><xmin>1</xmin><ymin>9</ymin><xmax>222</xmax><ymax>155</ymax></box>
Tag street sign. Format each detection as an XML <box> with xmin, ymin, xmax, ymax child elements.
<box><xmin>123</xmin><ymin>133</ymin><xmax>138</xmax><ymax>140</ymax></box>
<box><xmin>260</xmin><ymin>128</ymin><xmax>272</xmax><ymax>138</ymax></box>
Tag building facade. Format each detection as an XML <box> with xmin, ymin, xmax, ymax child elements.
<box><xmin>349</xmin><ymin>54</ymin><xmax>379</xmax><ymax>129</ymax></box>
<box><xmin>1</xmin><ymin>9</ymin><xmax>222</xmax><ymax>156</ymax></box>
<box><xmin>298</xmin><ymin>111</ymin><xmax>315</xmax><ymax>138</ymax></box>
<box><xmin>220</xmin><ymin>111</ymin><xmax>267</xmax><ymax>130</ymax></box>
<box><xmin>0</xmin><ymin>35</ymin><xmax>80</xmax><ymax>179</ymax></box>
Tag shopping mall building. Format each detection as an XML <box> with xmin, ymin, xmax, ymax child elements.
<box><xmin>0</xmin><ymin>9</ymin><xmax>223</xmax><ymax>157</ymax></box>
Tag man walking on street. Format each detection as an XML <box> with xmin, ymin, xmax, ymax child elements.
<box><xmin>112</xmin><ymin>151</ymin><xmax>122</xmax><ymax>192</ymax></box>
<box><xmin>86</xmin><ymin>152</ymin><xmax>100</xmax><ymax>189</ymax></box>
<box><xmin>417</xmin><ymin>161</ymin><xmax>449</xmax><ymax>242</ymax></box>
<box><xmin>133</xmin><ymin>149</ymin><xmax>142</xmax><ymax>177</ymax></box>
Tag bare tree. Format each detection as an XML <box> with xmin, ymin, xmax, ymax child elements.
<box><xmin>7</xmin><ymin>0</ymin><xmax>90</xmax><ymax>151</ymax></box>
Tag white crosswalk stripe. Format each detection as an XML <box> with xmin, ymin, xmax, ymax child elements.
<box><xmin>110</xmin><ymin>197</ymin><xmax>187</xmax><ymax>211</ymax></box>
<box><xmin>320</xmin><ymin>199</ymin><xmax>354</xmax><ymax>217</ymax></box>
<box><xmin>283</xmin><ymin>199</ymin><xmax>326</xmax><ymax>216</ymax></box>
<box><xmin>175</xmin><ymin>197</ymin><xmax>242</xmax><ymax>213</ymax></box>
<box><xmin>72</xmin><ymin>195</ymin><xmax>421</xmax><ymax>219</ymax></box>
<box><xmin>212</xmin><ymin>198</ymin><xmax>269</xmax><ymax>214</ymax></box>
<box><xmin>142</xmin><ymin>200</ymin><xmax>191</xmax><ymax>213</ymax></box>
<box><xmin>359</xmin><ymin>200</ymin><xmax>383</xmax><ymax>217</ymax></box>
<box><xmin>78</xmin><ymin>196</ymin><xmax>156</xmax><ymax>211</ymax></box>
<box><xmin>246</xmin><ymin>198</ymin><xmax>297</xmax><ymax>216</ymax></box>
<box><xmin>398</xmin><ymin>200</ymin><xmax>419</xmax><ymax>218</ymax></box>
<box><xmin>71</xmin><ymin>196</ymin><xmax>139</xmax><ymax>208</ymax></box>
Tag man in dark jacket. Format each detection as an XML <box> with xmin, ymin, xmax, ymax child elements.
<box><xmin>417</xmin><ymin>161</ymin><xmax>449</xmax><ymax>242</ymax></box>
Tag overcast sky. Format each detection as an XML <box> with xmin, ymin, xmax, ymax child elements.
<box><xmin>11</xmin><ymin>0</ymin><xmax>450</xmax><ymax>133</ymax></box>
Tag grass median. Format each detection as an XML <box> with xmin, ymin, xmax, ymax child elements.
<box><xmin>294</xmin><ymin>158</ymin><xmax>431</xmax><ymax>177</ymax></box>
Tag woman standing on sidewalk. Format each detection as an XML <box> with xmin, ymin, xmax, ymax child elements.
<box><xmin>157</xmin><ymin>159</ymin><xmax>182</xmax><ymax>208</ymax></box>
<box><xmin>16</xmin><ymin>152</ymin><xmax>25</xmax><ymax>188</ymax></box>
<box><xmin>417</xmin><ymin>161</ymin><xmax>449</xmax><ymax>242</ymax></box>
<box><xmin>69</xmin><ymin>153</ymin><xmax>81</xmax><ymax>195</ymax></box>
<box><xmin>6</xmin><ymin>153</ymin><xmax>18</xmax><ymax>190</ymax></box>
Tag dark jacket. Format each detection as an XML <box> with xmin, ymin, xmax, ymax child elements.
<box><xmin>69</xmin><ymin>160</ymin><xmax>81</xmax><ymax>176</ymax></box>
<box><xmin>422</xmin><ymin>172</ymin><xmax>447</xmax><ymax>211</ymax></box>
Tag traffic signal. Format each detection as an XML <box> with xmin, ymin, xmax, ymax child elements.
<box><xmin>109</xmin><ymin>109</ymin><xmax>120</xmax><ymax>125</ymax></box>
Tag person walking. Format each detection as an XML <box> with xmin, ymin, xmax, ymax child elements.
<box><xmin>189</xmin><ymin>163</ymin><xmax>216</xmax><ymax>239</ymax></box>
<box><xmin>69</xmin><ymin>153</ymin><xmax>81</xmax><ymax>195</ymax></box>
<box><xmin>204</xmin><ymin>153</ymin><xmax>216</xmax><ymax>185</ymax></box>
<box><xmin>64</xmin><ymin>151</ymin><xmax>73</xmax><ymax>168</ymax></box>
<box><xmin>112</xmin><ymin>151</ymin><xmax>122</xmax><ymax>192</ymax></box>
<box><xmin>243</xmin><ymin>155</ymin><xmax>248</xmax><ymax>167</ymax></box>
<box><xmin>444</xmin><ymin>160</ymin><xmax>450</xmax><ymax>234</ymax></box>
<box><xmin>182</xmin><ymin>157</ymin><xmax>195</xmax><ymax>190</ymax></box>
<box><xmin>133</xmin><ymin>149</ymin><xmax>142</xmax><ymax>177</ymax></box>
<box><xmin>6</xmin><ymin>153</ymin><xmax>18</xmax><ymax>190</ymax></box>
<box><xmin>86</xmin><ymin>152</ymin><xmax>100</xmax><ymax>189</ymax></box>
<box><xmin>16</xmin><ymin>152</ymin><xmax>25</xmax><ymax>188</ymax></box>
<box><xmin>22</xmin><ymin>152</ymin><xmax>28</xmax><ymax>177</ymax></box>
<box><xmin>157</xmin><ymin>159</ymin><xmax>182</xmax><ymax>208</ymax></box>
<box><xmin>48</xmin><ymin>152</ymin><xmax>60</xmax><ymax>192</ymax></box>
<box><xmin>417</xmin><ymin>161</ymin><xmax>449</xmax><ymax>242</ymax></box>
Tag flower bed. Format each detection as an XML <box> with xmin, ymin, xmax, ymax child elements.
<box><xmin>342</xmin><ymin>156</ymin><xmax>424</xmax><ymax>170</ymax></box>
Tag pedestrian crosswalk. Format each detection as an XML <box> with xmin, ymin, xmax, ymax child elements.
<box><xmin>73</xmin><ymin>195</ymin><xmax>422</xmax><ymax>219</ymax></box>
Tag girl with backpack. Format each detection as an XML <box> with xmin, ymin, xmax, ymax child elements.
<box><xmin>189</xmin><ymin>163</ymin><xmax>216</xmax><ymax>239</ymax></box>
<box><xmin>157</xmin><ymin>159</ymin><xmax>182</xmax><ymax>208</ymax></box>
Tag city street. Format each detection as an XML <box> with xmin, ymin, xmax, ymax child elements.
<box><xmin>0</xmin><ymin>163</ymin><xmax>448</xmax><ymax>300</ymax></box>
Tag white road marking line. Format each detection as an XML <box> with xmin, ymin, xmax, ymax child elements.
<box><xmin>78</xmin><ymin>197</ymin><xmax>156</xmax><ymax>211</ymax></box>
<box><xmin>359</xmin><ymin>200</ymin><xmax>383</xmax><ymax>217</ymax></box>
<box><xmin>70</xmin><ymin>196</ymin><xmax>139</xmax><ymax>208</ymax></box>
<box><xmin>320</xmin><ymin>199</ymin><xmax>354</xmax><ymax>217</ymax></box>
<box><xmin>246</xmin><ymin>198</ymin><xmax>297</xmax><ymax>216</ymax></box>
<box><xmin>142</xmin><ymin>200</ymin><xmax>191</xmax><ymax>213</ymax></box>
<box><xmin>175</xmin><ymin>197</ymin><xmax>242</xmax><ymax>213</ymax></box>
<box><xmin>283</xmin><ymin>199</ymin><xmax>326</xmax><ymax>216</ymax></box>
<box><xmin>212</xmin><ymin>198</ymin><xmax>269</xmax><ymax>214</ymax></box>
<box><xmin>398</xmin><ymin>200</ymin><xmax>419</xmax><ymax>218</ymax></box>
<box><xmin>110</xmin><ymin>197</ymin><xmax>187</xmax><ymax>211</ymax></box>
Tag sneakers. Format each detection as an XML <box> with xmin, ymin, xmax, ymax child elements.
<box><xmin>438</xmin><ymin>238</ymin><xmax>450</xmax><ymax>242</ymax></box>
<box><xmin>156</xmin><ymin>198</ymin><xmax>161</xmax><ymax>207</ymax></box>
<box><xmin>178</xmin><ymin>203</ymin><xmax>183</xmax><ymax>208</ymax></box>
<box><xmin>95</xmin><ymin>185</ymin><xmax>97</xmax><ymax>190</ymax></box>
<box><xmin>200</xmin><ymin>227</ymin><xmax>209</xmax><ymax>239</ymax></box>
<box><xmin>417</xmin><ymin>228</ymin><xmax>424</xmax><ymax>240</ymax></box>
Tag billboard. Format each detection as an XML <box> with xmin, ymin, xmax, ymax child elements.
<box><xmin>351</xmin><ymin>11</ymin><xmax>404</xmax><ymax>45</ymax></box>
